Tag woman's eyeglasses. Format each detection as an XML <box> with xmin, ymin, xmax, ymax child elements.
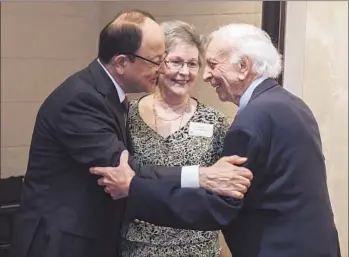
<box><xmin>164</xmin><ymin>60</ymin><xmax>200</xmax><ymax>71</ymax></box>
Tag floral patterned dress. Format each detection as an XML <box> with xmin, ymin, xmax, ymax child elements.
<box><xmin>120</xmin><ymin>96</ymin><xmax>230</xmax><ymax>257</ymax></box>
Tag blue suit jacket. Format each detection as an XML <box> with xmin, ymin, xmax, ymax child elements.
<box><xmin>127</xmin><ymin>79</ymin><xmax>341</xmax><ymax>257</ymax></box>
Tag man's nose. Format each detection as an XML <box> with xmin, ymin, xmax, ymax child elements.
<box><xmin>202</xmin><ymin>66</ymin><xmax>211</xmax><ymax>82</ymax></box>
<box><xmin>157</xmin><ymin>62</ymin><xmax>166</xmax><ymax>74</ymax></box>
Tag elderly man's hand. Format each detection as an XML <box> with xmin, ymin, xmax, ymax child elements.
<box><xmin>199</xmin><ymin>156</ymin><xmax>253</xmax><ymax>199</ymax></box>
<box><xmin>90</xmin><ymin>150</ymin><xmax>135</xmax><ymax>200</ymax></box>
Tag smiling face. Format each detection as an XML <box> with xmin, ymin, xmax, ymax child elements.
<box><xmin>122</xmin><ymin>18</ymin><xmax>166</xmax><ymax>93</ymax></box>
<box><xmin>157</xmin><ymin>43</ymin><xmax>200</xmax><ymax>98</ymax></box>
<box><xmin>203</xmin><ymin>37</ymin><xmax>249</xmax><ymax>104</ymax></box>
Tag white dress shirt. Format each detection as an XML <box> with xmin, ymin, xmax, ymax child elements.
<box><xmin>97</xmin><ymin>59</ymin><xmax>200</xmax><ymax>188</ymax></box>
<box><xmin>238</xmin><ymin>76</ymin><xmax>267</xmax><ymax>113</ymax></box>
<box><xmin>97</xmin><ymin>59</ymin><xmax>126</xmax><ymax>103</ymax></box>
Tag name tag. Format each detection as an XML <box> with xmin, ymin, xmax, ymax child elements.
<box><xmin>189</xmin><ymin>122</ymin><xmax>214</xmax><ymax>137</ymax></box>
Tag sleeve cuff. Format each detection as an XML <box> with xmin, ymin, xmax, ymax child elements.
<box><xmin>181</xmin><ymin>165</ymin><xmax>200</xmax><ymax>188</ymax></box>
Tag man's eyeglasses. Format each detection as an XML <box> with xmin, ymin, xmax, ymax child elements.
<box><xmin>164</xmin><ymin>60</ymin><xmax>200</xmax><ymax>71</ymax></box>
<box><xmin>127</xmin><ymin>52</ymin><xmax>168</xmax><ymax>67</ymax></box>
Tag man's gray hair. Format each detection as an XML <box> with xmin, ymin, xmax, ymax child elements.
<box><xmin>210</xmin><ymin>24</ymin><xmax>282</xmax><ymax>78</ymax></box>
<box><xmin>161</xmin><ymin>20</ymin><xmax>205</xmax><ymax>66</ymax></box>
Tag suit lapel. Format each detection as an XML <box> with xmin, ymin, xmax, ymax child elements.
<box><xmin>248</xmin><ymin>78</ymin><xmax>279</xmax><ymax>104</ymax></box>
<box><xmin>87</xmin><ymin>59</ymin><xmax>128</xmax><ymax>146</ymax></box>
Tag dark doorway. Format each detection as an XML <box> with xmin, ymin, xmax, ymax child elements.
<box><xmin>261</xmin><ymin>1</ymin><xmax>287</xmax><ymax>85</ymax></box>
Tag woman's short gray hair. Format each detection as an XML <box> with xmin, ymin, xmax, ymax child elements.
<box><xmin>161</xmin><ymin>20</ymin><xmax>205</xmax><ymax>66</ymax></box>
<box><xmin>210</xmin><ymin>23</ymin><xmax>282</xmax><ymax>78</ymax></box>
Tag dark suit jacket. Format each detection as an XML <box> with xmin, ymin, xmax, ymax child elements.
<box><xmin>126</xmin><ymin>79</ymin><xmax>341</xmax><ymax>257</ymax></box>
<box><xmin>10</xmin><ymin>59</ymin><xmax>182</xmax><ymax>257</ymax></box>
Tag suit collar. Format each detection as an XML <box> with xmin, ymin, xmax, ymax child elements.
<box><xmin>239</xmin><ymin>76</ymin><xmax>268</xmax><ymax>111</ymax></box>
<box><xmin>96</xmin><ymin>59</ymin><xmax>126</xmax><ymax>103</ymax></box>
<box><xmin>87</xmin><ymin>59</ymin><xmax>128</xmax><ymax>142</ymax></box>
<box><xmin>249</xmin><ymin>78</ymin><xmax>279</xmax><ymax>103</ymax></box>
<box><xmin>87</xmin><ymin>59</ymin><xmax>124</xmax><ymax>102</ymax></box>
<box><xmin>87</xmin><ymin>59</ymin><xmax>127</xmax><ymax>111</ymax></box>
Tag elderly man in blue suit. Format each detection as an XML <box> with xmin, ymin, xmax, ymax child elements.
<box><xmin>94</xmin><ymin>24</ymin><xmax>341</xmax><ymax>257</ymax></box>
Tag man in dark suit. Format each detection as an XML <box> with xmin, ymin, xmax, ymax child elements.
<box><xmin>10</xmin><ymin>12</ymin><xmax>253</xmax><ymax>257</ymax></box>
<box><xmin>96</xmin><ymin>24</ymin><xmax>341</xmax><ymax>257</ymax></box>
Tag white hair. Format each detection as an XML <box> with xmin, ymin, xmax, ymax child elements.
<box><xmin>210</xmin><ymin>23</ymin><xmax>282</xmax><ymax>78</ymax></box>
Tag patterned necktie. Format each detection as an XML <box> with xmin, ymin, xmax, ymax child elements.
<box><xmin>122</xmin><ymin>97</ymin><xmax>129</xmax><ymax>113</ymax></box>
<box><xmin>122</xmin><ymin>97</ymin><xmax>129</xmax><ymax>126</ymax></box>
<box><xmin>122</xmin><ymin>97</ymin><xmax>132</xmax><ymax>151</ymax></box>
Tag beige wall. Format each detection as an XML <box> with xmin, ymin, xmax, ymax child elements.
<box><xmin>284</xmin><ymin>2</ymin><xmax>348</xmax><ymax>256</ymax></box>
<box><xmin>1</xmin><ymin>2</ymin><xmax>101</xmax><ymax>178</ymax></box>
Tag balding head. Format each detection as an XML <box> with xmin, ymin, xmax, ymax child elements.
<box><xmin>98</xmin><ymin>9</ymin><xmax>166</xmax><ymax>94</ymax></box>
<box><xmin>98</xmin><ymin>9</ymin><xmax>160</xmax><ymax>64</ymax></box>
<box><xmin>112</xmin><ymin>9</ymin><xmax>155</xmax><ymax>24</ymax></box>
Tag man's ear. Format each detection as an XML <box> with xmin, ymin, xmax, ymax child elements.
<box><xmin>237</xmin><ymin>56</ymin><xmax>252</xmax><ymax>81</ymax></box>
<box><xmin>112</xmin><ymin>55</ymin><xmax>129</xmax><ymax>75</ymax></box>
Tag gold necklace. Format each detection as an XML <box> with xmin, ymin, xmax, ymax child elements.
<box><xmin>153</xmin><ymin>95</ymin><xmax>189</xmax><ymax>132</ymax></box>
<box><xmin>153</xmin><ymin>93</ymin><xmax>188</xmax><ymax>112</ymax></box>
<box><xmin>152</xmin><ymin>95</ymin><xmax>189</xmax><ymax>121</ymax></box>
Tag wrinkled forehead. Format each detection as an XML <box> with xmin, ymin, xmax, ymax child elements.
<box><xmin>205</xmin><ymin>37</ymin><xmax>230</xmax><ymax>60</ymax></box>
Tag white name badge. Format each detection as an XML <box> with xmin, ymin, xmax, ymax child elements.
<box><xmin>189</xmin><ymin>122</ymin><xmax>214</xmax><ymax>137</ymax></box>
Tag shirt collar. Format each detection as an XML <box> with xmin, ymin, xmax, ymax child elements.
<box><xmin>238</xmin><ymin>76</ymin><xmax>267</xmax><ymax>112</ymax></box>
<box><xmin>97</xmin><ymin>58</ymin><xmax>126</xmax><ymax>103</ymax></box>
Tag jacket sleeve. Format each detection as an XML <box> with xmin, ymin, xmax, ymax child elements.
<box><xmin>126</xmin><ymin>126</ymin><xmax>261</xmax><ymax>230</ymax></box>
<box><xmin>53</xmin><ymin>91</ymin><xmax>181</xmax><ymax>182</ymax></box>
<box><xmin>127</xmin><ymin>177</ymin><xmax>242</xmax><ymax>230</ymax></box>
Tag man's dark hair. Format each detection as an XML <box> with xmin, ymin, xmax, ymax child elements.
<box><xmin>98</xmin><ymin>9</ymin><xmax>156</xmax><ymax>64</ymax></box>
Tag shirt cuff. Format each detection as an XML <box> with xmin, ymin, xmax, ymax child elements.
<box><xmin>181</xmin><ymin>165</ymin><xmax>200</xmax><ymax>188</ymax></box>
